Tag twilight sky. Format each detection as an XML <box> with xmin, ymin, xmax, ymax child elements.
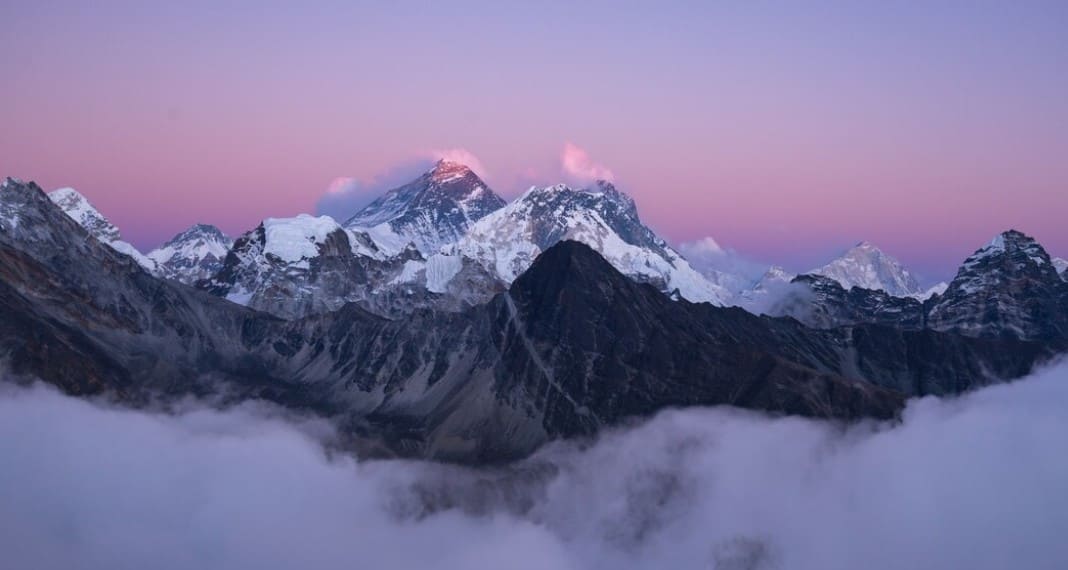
<box><xmin>1</xmin><ymin>0</ymin><xmax>1066</xmax><ymax>281</ymax></box>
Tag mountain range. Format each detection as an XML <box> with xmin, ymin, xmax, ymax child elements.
<box><xmin>42</xmin><ymin>161</ymin><xmax>976</xmax><ymax>315</ymax></box>
<box><xmin>1</xmin><ymin>167</ymin><xmax>1066</xmax><ymax>463</ymax></box>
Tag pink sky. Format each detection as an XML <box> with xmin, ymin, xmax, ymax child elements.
<box><xmin>1</xmin><ymin>1</ymin><xmax>1066</xmax><ymax>280</ymax></box>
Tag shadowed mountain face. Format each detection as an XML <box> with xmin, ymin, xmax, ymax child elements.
<box><xmin>0</xmin><ymin>179</ymin><xmax>1061</xmax><ymax>463</ymax></box>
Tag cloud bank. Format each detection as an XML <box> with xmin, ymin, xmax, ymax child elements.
<box><xmin>2</xmin><ymin>361</ymin><xmax>1068</xmax><ymax>569</ymax></box>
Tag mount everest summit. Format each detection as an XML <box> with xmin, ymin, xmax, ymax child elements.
<box><xmin>344</xmin><ymin>159</ymin><xmax>507</xmax><ymax>255</ymax></box>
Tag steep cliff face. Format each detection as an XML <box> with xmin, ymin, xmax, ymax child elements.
<box><xmin>0</xmin><ymin>179</ymin><xmax>1061</xmax><ymax>463</ymax></box>
<box><xmin>927</xmin><ymin>230</ymin><xmax>1068</xmax><ymax>340</ymax></box>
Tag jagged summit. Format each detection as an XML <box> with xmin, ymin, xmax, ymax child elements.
<box><xmin>780</xmin><ymin>228</ymin><xmax>1068</xmax><ymax>342</ymax></box>
<box><xmin>961</xmin><ymin>230</ymin><xmax>1052</xmax><ymax>269</ymax></box>
<box><xmin>454</xmin><ymin>182</ymin><xmax>729</xmax><ymax>304</ymax></box>
<box><xmin>44</xmin><ymin>186</ymin><xmax>157</xmax><ymax>271</ymax></box>
<box><xmin>173</xmin><ymin>223</ymin><xmax>228</xmax><ymax>241</ymax></box>
<box><xmin>426</xmin><ymin>159</ymin><xmax>476</xmax><ymax>184</ymax></box>
<box><xmin>928</xmin><ymin>229</ymin><xmax>1068</xmax><ymax>340</ymax></box>
<box><xmin>147</xmin><ymin>223</ymin><xmax>233</xmax><ymax>285</ymax></box>
<box><xmin>48</xmin><ymin>187</ymin><xmax>122</xmax><ymax>243</ymax></box>
<box><xmin>345</xmin><ymin>160</ymin><xmax>506</xmax><ymax>254</ymax></box>
<box><xmin>0</xmin><ymin>179</ymin><xmax>155</xmax><ymax>277</ymax></box>
<box><xmin>811</xmin><ymin>240</ymin><xmax>922</xmax><ymax>297</ymax></box>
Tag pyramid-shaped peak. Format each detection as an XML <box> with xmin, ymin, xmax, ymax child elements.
<box><xmin>168</xmin><ymin>223</ymin><xmax>230</xmax><ymax>244</ymax></box>
<box><xmin>812</xmin><ymin>240</ymin><xmax>921</xmax><ymax>296</ymax></box>
<box><xmin>427</xmin><ymin>159</ymin><xmax>477</xmax><ymax>183</ymax></box>
<box><xmin>510</xmin><ymin>239</ymin><xmax>637</xmax><ymax>306</ymax></box>
<box><xmin>990</xmin><ymin>229</ymin><xmax>1036</xmax><ymax>248</ymax></box>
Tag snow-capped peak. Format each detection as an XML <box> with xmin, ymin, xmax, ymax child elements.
<box><xmin>48</xmin><ymin>187</ymin><xmax>122</xmax><ymax>243</ymax></box>
<box><xmin>147</xmin><ymin>224</ymin><xmax>233</xmax><ymax>284</ymax></box>
<box><xmin>47</xmin><ymin>187</ymin><xmax>157</xmax><ymax>271</ymax></box>
<box><xmin>452</xmin><ymin>182</ymin><xmax>729</xmax><ymax>304</ymax></box>
<box><xmin>963</xmin><ymin>230</ymin><xmax>1048</xmax><ymax>269</ymax></box>
<box><xmin>811</xmin><ymin>241</ymin><xmax>922</xmax><ymax>297</ymax></box>
<box><xmin>427</xmin><ymin>159</ymin><xmax>474</xmax><ymax>184</ymax></box>
<box><xmin>928</xmin><ymin>229</ymin><xmax>1067</xmax><ymax>339</ymax></box>
<box><xmin>344</xmin><ymin>160</ymin><xmax>506</xmax><ymax>254</ymax></box>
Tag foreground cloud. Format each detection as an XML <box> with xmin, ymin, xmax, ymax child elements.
<box><xmin>2</xmin><ymin>360</ymin><xmax>1067</xmax><ymax>569</ymax></box>
<box><xmin>561</xmin><ymin>142</ymin><xmax>614</xmax><ymax>184</ymax></box>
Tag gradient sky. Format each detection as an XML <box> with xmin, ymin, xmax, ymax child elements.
<box><xmin>1</xmin><ymin>0</ymin><xmax>1066</xmax><ymax>281</ymax></box>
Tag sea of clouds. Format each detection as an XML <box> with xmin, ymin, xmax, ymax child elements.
<box><xmin>2</xmin><ymin>360</ymin><xmax>1067</xmax><ymax>569</ymax></box>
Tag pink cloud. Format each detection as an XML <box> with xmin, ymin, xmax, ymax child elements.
<box><xmin>325</xmin><ymin>177</ymin><xmax>359</xmax><ymax>195</ymax></box>
<box><xmin>429</xmin><ymin>148</ymin><xmax>488</xmax><ymax>179</ymax></box>
<box><xmin>561</xmin><ymin>142</ymin><xmax>614</xmax><ymax>183</ymax></box>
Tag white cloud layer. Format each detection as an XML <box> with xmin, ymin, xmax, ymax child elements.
<box><xmin>2</xmin><ymin>360</ymin><xmax>1068</xmax><ymax>569</ymax></box>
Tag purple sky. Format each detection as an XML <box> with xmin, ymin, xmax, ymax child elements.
<box><xmin>1</xmin><ymin>1</ymin><xmax>1066</xmax><ymax>281</ymax></box>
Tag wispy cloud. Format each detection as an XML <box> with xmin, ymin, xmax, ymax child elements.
<box><xmin>678</xmin><ymin>235</ymin><xmax>771</xmax><ymax>283</ymax></box>
<box><xmin>430</xmin><ymin>148</ymin><xmax>488</xmax><ymax>179</ymax></box>
<box><xmin>561</xmin><ymin>142</ymin><xmax>614</xmax><ymax>184</ymax></box>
